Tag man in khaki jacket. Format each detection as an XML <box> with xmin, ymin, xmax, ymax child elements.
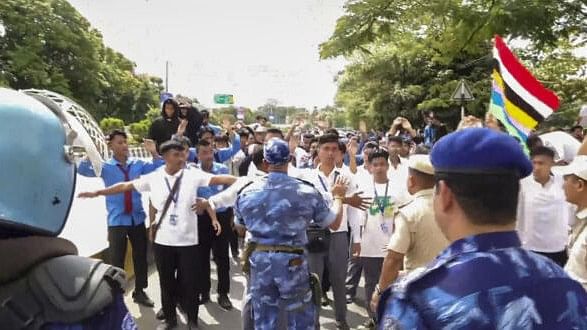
<box><xmin>370</xmin><ymin>155</ymin><xmax>449</xmax><ymax>314</ymax></box>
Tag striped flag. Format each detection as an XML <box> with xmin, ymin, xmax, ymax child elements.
<box><xmin>489</xmin><ymin>35</ymin><xmax>560</xmax><ymax>142</ymax></box>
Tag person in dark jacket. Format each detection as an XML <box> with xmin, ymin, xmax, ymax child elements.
<box><xmin>178</xmin><ymin>101</ymin><xmax>203</xmax><ymax>146</ymax></box>
<box><xmin>149</xmin><ymin>98</ymin><xmax>180</xmax><ymax>150</ymax></box>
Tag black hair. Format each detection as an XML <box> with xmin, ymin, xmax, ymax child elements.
<box><xmin>197</xmin><ymin>138</ymin><xmax>212</xmax><ymax>149</ymax></box>
<box><xmin>251</xmin><ymin>145</ymin><xmax>265</xmax><ymax>168</ymax></box>
<box><xmin>214</xmin><ymin>135</ymin><xmax>230</xmax><ymax>143</ymax></box>
<box><xmin>237</xmin><ymin>129</ymin><xmax>250</xmax><ymax>138</ymax></box>
<box><xmin>198</xmin><ymin>127</ymin><xmax>215</xmax><ymax>138</ymax></box>
<box><xmin>200</xmin><ymin>109</ymin><xmax>210</xmax><ymax>118</ymax></box>
<box><xmin>338</xmin><ymin>141</ymin><xmax>347</xmax><ymax>154</ymax></box>
<box><xmin>256</xmin><ymin>115</ymin><xmax>267</xmax><ymax>121</ymax></box>
<box><xmin>107</xmin><ymin>129</ymin><xmax>127</xmax><ymax>142</ymax></box>
<box><xmin>436</xmin><ymin>173</ymin><xmax>519</xmax><ymax>226</ymax></box>
<box><xmin>266</xmin><ymin>128</ymin><xmax>284</xmax><ymax>139</ymax></box>
<box><xmin>160</xmin><ymin>139</ymin><xmax>185</xmax><ymax>154</ymax></box>
<box><xmin>413</xmin><ymin>145</ymin><xmax>431</xmax><ymax>155</ymax></box>
<box><xmin>173</xmin><ymin>135</ymin><xmax>192</xmax><ymax>148</ymax></box>
<box><xmin>318</xmin><ymin>133</ymin><xmax>339</xmax><ymax>146</ymax></box>
<box><xmin>303</xmin><ymin>133</ymin><xmax>315</xmax><ymax>140</ymax></box>
<box><xmin>530</xmin><ymin>146</ymin><xmax>555</xmax><ymax>159</ymax></box>
<box><xmin>526</xmin><ymin>135</ymin><xmax>543</xmax><ymax>151</ymax></box>
<box><xmin>387</xmin><ymin>136</ymin><xmax>403</xmax><ymax>145</ymax></box>
<box><xmin>571</xmin><ymin>125</ymin><xmax>584</xmax><ymax>132</ymax></box>
<box><xmin>324</xmin><ymin>128</ymin><xmax>339</xmax><ymax>138</ymax></box>
<box><xmin>363</xmin><ymin>141</ymin><xmax>379</xmax><ymax>150</ymax></box>
<box><xmin>368</xmin><ymin>148</ymin><xmax>389</xmax><ymax>162</ymax></box>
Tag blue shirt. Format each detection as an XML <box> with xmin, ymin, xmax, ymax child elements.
<box><xmin>424</xmin><ymin>124</ymin><xmax>436</xmax><ymax>147</ymax></box>
<box><xmin>78</xmin><ymin>157</ymin><xmax>164</xmax><ymax>227</ymax></box>
<box><xmin>187</xmin><ymin>134</ymin><xmax>241</xmax><ymax>164</ymax></box>
<box><xmin>204</xmin><ymin>123</ymin><xmax>223</xmax><ymax>136</ymax></box>
<box><xmin>377</xmin><ymin>231</ymin><xmax>587</xmax><ymax>329</ymax></box>
<box><xmin>196</xmin><ymin>162</ymin><xmax>230</xmax><ymax>212</ymax></box>
<box><xmin>235</xmin><ymin>172</ymin><xmax>335</xmax><ymax>247</ymax></box>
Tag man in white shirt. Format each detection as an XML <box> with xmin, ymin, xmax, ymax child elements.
<box><xmin>345</xmin><ymin>141</ymin><xmax>378</xmax><ymax>303</ymax></box>
<box><xmin>557</xmin><ymin>155</ymin><xmax>587</xmax><ymax>291</ymax></box>
<box><xmin>517</xmin><ymin>146</ymin><xmax>573</xmax><ymax>266</ymax></box>
<box><xmin>79</xmin><ymin>140</ymin><xmax>237</xmax><ymax>330</ymax></box>
<box><xmin>386</xmin><ymin>136</ymin><xmax>409</xmax><ymax>195</ymax></box>
<box><xmin>355</xmin><ymin>148</ymin><xmax>409</xmax><ymax>328</ymax></box>
<box><xmin>298</xmin><ymin>133</ymin><xmax>362</xmax><ymax>330</ymax></box>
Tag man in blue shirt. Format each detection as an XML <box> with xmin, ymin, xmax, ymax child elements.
<box><xmin>194</xmin><ymin>138</ymin><xmax>235</xmax><ymax>310</ymax></box>
<box><xmin>235</xmin><ymin>138</ymin><xmax>349</xmax><ymax>330</ymax></box>
<box><xmin>78</xmin><ymin>129</ymin><xmax>164</xmax><ymax>307</ymax></box>
<box><xmin>376</xmin><ymin>128</ymin><xmax>587</xmax><ymax>329</ymax></box>
<box><xmin>200</xmin><ymin>110</ymin><xmax>223</xmax><ymax>136</ymax></box>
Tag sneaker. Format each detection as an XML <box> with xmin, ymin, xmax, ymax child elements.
<box><xmin>132</xmin><ymin>290</ymin><xmax>155</xmax><ymax>307</ymax></box>
<box><xmin>218</xmin><ymin>294</ymin><xmax>233</xmax><ymax>310</ymax></box>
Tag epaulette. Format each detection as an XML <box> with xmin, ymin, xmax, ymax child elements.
<box><xmin>237</xmin><ymin>180</ymin><xmax>256</xmax><ymax>196</ymax></box>
<box><xmin>397</xmin><ymin>199</ymin><xmax>414</xmax><ymax>210</ymax></box>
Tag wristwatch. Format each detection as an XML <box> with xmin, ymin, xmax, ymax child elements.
<box><xmin>375</xmin><ymin>284</ymin><xmax>382</xmax><ymax>296</ymax></box>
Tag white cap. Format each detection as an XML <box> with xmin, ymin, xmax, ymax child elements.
<box><xmin>408</xmin><ymin>154</ymin><xmax>434</xmax><ymax>175</ymax></box>
<box><xmin>553</xmin><ymin>155</ymin><xmax>587</xmax><ymax>180</ymax></box>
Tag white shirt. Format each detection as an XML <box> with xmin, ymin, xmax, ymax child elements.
<box><xmin>294</xmin><ymin>147</ymin><xmax>311</xmax><ymax>169</ymax></box>
<box><xmin>387</xmin><ymin>159</ymin><xmax>409</xmax><ymax>198</ymax></box>
<box><xmin>579</xmin><ymin>105</ymin><xmax>587</xmax><ymax>126</ymax></box>
<box><xmin>565</xmin><ymin>208</ymin><xmax>587</xmax><ymax>291</ymax></box>
<box><xmin>133</xmin><ymin>167</ymin><xmax>213</xmax><ymax>246</ymax></box>
<box><xmin>540</xmin><ymin>131</ymin><xmax>581</xmax><ymax>163</ymax></box>
<box><xmin>358</xmin><ymin>179</ymin><xmax>409</xmax><ymax>258</ymax></box>
<box><xmin>297</xmin><ymin>165</ymin><xmax>361</xmax><ymax>240</ymax></box>
<box><xmin>516</xmin><ymin>175</ymin><xmax>574</xmax><ymax>252</ymax></box>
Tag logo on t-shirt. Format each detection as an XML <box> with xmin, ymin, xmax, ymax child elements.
<box><xmin>369</xmin><ymin>196</ymin><xmax>394</xmax><ymax>217</ymax></box>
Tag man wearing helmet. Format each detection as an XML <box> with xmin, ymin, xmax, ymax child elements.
<box><xmin>0</xmin><ymin>88</ymin><xmax>137</xmax><ymax>329</ymax></box>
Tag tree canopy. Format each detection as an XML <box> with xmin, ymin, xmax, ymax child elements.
<box><xmin>0</xmin><ymin>0</ymin><xmax>164</xmax><ymax>123</ymax></box>
<box><xmin>321</xmin><ymin>0</ymin><xmax>587</xmax><ymax>130</ymax></box>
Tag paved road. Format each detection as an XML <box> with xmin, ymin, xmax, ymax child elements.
<box><xmin>124</xmin><ymin>257</ymin><xmax>370</xmax><ymax>329</ymax></box>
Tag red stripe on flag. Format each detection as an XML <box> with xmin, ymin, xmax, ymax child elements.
<box><xmin>494</xmin><ymin>35</ymin><xmax>560</xmax><ymax>111</ymax></box>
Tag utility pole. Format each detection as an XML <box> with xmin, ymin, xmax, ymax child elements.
<box><xmin>165</xmin><ymin>61</ymin><xmax>169</xmax><ymax>92</ymax></box>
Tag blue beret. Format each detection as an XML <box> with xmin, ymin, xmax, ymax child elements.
<box><xmin>264</xmin><ymin>138</ymin><xmax>290</xmax><ymax>165</ymax></box>
<box><xmin>430</xmin><ymin>128</ymin><xmax>532</xmax><ymax>178</ymax></box>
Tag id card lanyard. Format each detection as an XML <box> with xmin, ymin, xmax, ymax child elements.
<box><xmin>164</xmin><ymin>172</ymin><xmax>183</xmax><ymax>226</ymax></box>
<box><xmin>373</xmin><ymin>180</ymin><xmax>391</xmax><ymax>233</ymax></box>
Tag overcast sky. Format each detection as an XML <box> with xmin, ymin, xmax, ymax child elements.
<box><xmin>67</xmin><ymin>0</ymin><xmax>347</xmax><ymax>109</ymax></box>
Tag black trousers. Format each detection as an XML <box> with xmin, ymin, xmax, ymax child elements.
<box><xmin>198</xmin><ymin>209</ymin><xmax>232</xmax><ymax>296</ymax></box>
<box><xmin>153</xmin><ymin>243</ymin><xmax>200</xmax><ymax>323</ymax></box>
<box><xmin>534</xmin><ymin>249</ymin><xmax>568</xmax><ymax>268</ymax></box>
<box><xmin>107</xmin><ymin>223</ymin><xmax>148</xmax><ymax>291</ymax></box>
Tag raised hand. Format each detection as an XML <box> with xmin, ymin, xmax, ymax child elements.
<box><xmin>143</xmin><ymin>139</ymin><xmax>157</xmax><ymax>155</ymax></box>
<box><xmin>331</xmin><ymin>176</ymin><xmax>349</xmax><ymax>198</ymax></box>
<box><xmin>177</xmin><ymin>119</ymin><xmax>188</xmax><ymax>136</ymax></box>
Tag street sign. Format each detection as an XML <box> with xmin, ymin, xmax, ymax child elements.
<box><xmin>214</xmin><ymin>94</ymin><xmax>234</xmax><ymax>104</ymax></box>
<box><xmin>451</xmin><ymin>80</ymin><xmax>475</xmax><ymax>102</ymax></box>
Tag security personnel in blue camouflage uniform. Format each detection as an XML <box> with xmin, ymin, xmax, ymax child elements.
<box><xmin>377</xmin><ymin>128</ymin><xmax>587</xmax><ymax>330</ymax></box>
<box><xmin>0</xmin><ymin>88</ymin><xmax>136</xmax><ymax>329</ymax></box>
<box><xmin>235</xmin><ymin>138</ymin><xmax>349</xmax><ymax>330</ymax></box>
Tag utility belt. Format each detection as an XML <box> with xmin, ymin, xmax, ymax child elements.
<box><xmin>241</xmin><ymin>242</ymin><xmax>322</xmax><ymax>306</ymax></box>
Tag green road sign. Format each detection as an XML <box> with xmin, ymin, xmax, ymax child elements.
<box><xmin>214</xmin><ymin>94</ymin><xmax>234</xmax><ymax>104</ymax></box>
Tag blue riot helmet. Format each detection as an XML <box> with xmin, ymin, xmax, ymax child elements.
<box><xmin>0</xmin><ymin>88</ymin><xmax>77</xmax><ymax>236</ymax></box>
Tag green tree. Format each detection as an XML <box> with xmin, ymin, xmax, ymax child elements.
<box><xmin>99</xmin><ymin>117</ymin><xmax>125</xmax><ymax>134</ymax></box>
<box><xmin>0</xmin><ymin>0</ymin><xmax>163</xmax><ymax>122</ymax></box>
<box><xmin>129</xmin><ymin>119</ymin><xmax>151</xmax><ymax>143</ymax></box>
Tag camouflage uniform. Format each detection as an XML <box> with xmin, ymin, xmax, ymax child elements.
<box><xmin>235</xmin><ymin>138</ymin><xmax>337</xmax><ymax>330</ymax></box>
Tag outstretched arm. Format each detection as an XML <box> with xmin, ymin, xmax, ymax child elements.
<box><xmin>78</xmin><ymin>181</ymin><xmax>135</xmax><ymax>198</ymax></box>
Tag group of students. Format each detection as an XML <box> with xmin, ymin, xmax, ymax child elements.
<box><xmin>76</xmin><ymin>96</ymin><xmax>587</xmax><ymax>330</ymax></box>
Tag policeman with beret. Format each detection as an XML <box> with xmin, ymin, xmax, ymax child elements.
<box><xmin>376</xmin><ymin>128</ymin><xmax>587</xmax><ymax>329</ymax></box>
<box><xmin>235</xmin><ymin>138</ymin><xmax>349</xmax><ymax>329</ymax></box>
